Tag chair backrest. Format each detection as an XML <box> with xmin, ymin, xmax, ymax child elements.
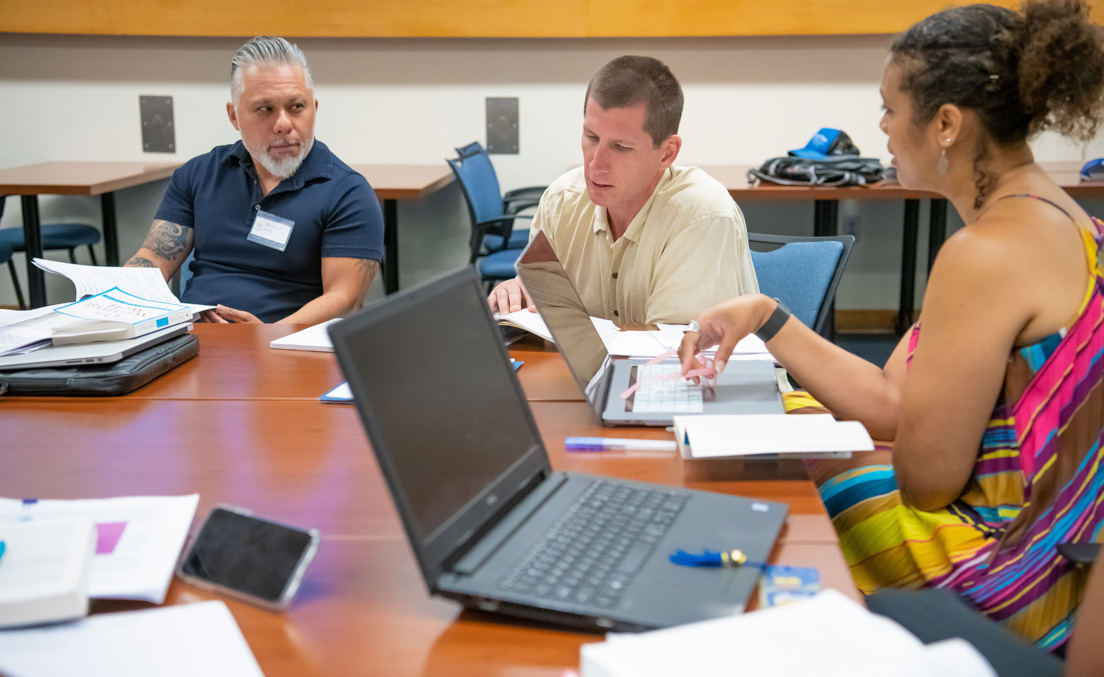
<box><xmin>448</xmin><ymin>142</ymin><xmax>504</xmax><ymax>224</ymax></box>
<box><xmin>447</xmin><ymin>142</ymin><xmax>510</xmax><ymax>263</ymax></box>
<box><xmin>0</xmin><ymin>241</ymin><xmax>12</xmax><ymax>264</ymax></box>
<box><xmin>748</xmin><ymin>233</ymin><xmax>855</xmax><ymax>335</ymax></box>
<box><xmin>178</xmin><ymin>249</ymin><xmax>196</xmax><ymax>296</ymax></box>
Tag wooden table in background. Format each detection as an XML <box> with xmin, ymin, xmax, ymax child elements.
<box><xmin>351</xmin><ymin>164</ymin><xmax>455</xmax><ymax>295</ymax></box>
<box><xmin>702</xmin><ymin>162</ymin><xmax>1104</xmax><ymax>334</ymax></box>
<box><xmin>0</xmin><ymin>161</ymin><xmax>181</xmax><ymax>308</ymax></box>
<box><xmin>1</xmin><ymin>324</ymin><xmax>856</xmax><ymax>676</ymax></box>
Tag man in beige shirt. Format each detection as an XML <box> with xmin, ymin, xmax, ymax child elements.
<box><xmin>487</xmin><ymin>55</ymin><xmax>757</xmax><ymax>325</ymax></box>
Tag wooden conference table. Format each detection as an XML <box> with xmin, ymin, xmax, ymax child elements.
<box><xmin>1</xmin><ymin>325</ymin><xmax>857</xmax><ymax>676</ymax></box>
<box><xmin>0</xmin><ymin>161</ymin><xmax>455</xmax><ymax>308</ymax></box>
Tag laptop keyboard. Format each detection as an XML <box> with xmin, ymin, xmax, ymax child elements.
<box><xmin>629</xmin><ymin>363</ymin><xmax>704</xmax><ymax>414</ymax></box>
<box><xmin>499</xmin><ymin>480</ymin><xmax>689</xmax><ymax>608</ymax></box>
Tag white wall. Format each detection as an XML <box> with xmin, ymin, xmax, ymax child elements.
<box><xmin>3</xmin><ymin>33</ymin><xmax>1103</xmax><ymax>309</ymax></box>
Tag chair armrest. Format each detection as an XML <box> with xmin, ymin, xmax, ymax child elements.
<box><xmin>503</xmin><ymin>186</ymin><xmax>547</xmax><ymax>214</ymax></box>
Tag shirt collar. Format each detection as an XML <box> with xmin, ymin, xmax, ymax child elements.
<box><xmin>591</xmin><ymin>166</ymin><xmax>675</xmax><ymax>244</ymax></box>
<box><xmin>228</xmin><ymin>139</ymin><xmax>332</xmax><ymax>190</ymax></box>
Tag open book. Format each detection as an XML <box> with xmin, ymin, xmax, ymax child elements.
<box><xmin>50</xmin><ymin>288</ymin><xmax>193</xmax><ymax>344</ymax></box>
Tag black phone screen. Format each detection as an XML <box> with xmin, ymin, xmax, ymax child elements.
<box><xmin>180</xmin><ymin>508</ymin><xmax>314</xmax><ymax>603</ymax></box>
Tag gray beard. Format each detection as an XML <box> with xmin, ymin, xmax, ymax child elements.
<box><xmin>248</xmin><ymin>136</ymin><xmax>314</xmax><ymax>179</ymax></box>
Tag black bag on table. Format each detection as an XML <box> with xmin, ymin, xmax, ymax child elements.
<box><xmin>0</xmin><ymin>333</ymin><xmax>199</xmax><ymax>397</ymax></box>
<box><xmin>747</xmin><ymin>128</ymin><xmax>885</xmax><ymax>187</ymax></box>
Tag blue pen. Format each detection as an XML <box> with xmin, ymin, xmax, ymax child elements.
<box><xmin>0</xmin><ymin>541</ymin><xmax>5</xmax><ymax>562</ymax></box>
<box><xmin>565</xmin><ymin>436</ymin><xmax>677</xmax><ymax>452</ymax></box>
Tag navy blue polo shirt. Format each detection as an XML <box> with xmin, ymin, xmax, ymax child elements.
<box><xmin>156</xmin><ymin>140</ymin><xmax>383</xmax><ymax>322</ymax></box>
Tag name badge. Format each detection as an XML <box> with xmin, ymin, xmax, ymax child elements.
<box><xmin>247</xmin><ymin>210</ymin><xmax>294</xmax><ymax>252</ymax></box>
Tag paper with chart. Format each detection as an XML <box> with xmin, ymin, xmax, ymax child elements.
<box><xmin>0</xmin><ymin>601</ymin><xmax>264</xmax><ymax>677</ymax></box>
<box><xmin>0</xmin><ymin>494</ymin><xmax>199</xmax><ymax>603</ymax></box>
<box><xmin>32</xmin><ymin>259</ymin><xmax>213</xmax><ymax>313</ymax></box>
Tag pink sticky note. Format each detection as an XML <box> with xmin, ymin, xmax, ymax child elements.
<box><xmin>95</xmin><ymin>521</ymin><xmax>128</xmax><ymax>554</ymax></box>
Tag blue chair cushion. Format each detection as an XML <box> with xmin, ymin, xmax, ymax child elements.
<box><xmin>750</xmin><ymin>241</ymin><xmax>843</xmax><ymax>330</ymax></box>
<box><xmin>0</xmin><ymin>241</ymin><xmax>12</xmax><ymax>264</ymax></box>
<box><xmin>483</xmin><ymin>228</ymin><xmax>530</xmax><ymax>252</ymax></box>
<box><xmin>0</xmin><ymin>223</ymin><xmax>101</xmax><ymax>251</ymax></box>
<box><xmin>478</xmin><ymin>249</ymin><xmax>521</xmax><ymax>281</ymax></box>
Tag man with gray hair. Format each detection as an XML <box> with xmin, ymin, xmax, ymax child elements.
<box><xmin>126</xmin><ymin>36</ymin><xmax>383</xmax><ymax>323</ymax></box>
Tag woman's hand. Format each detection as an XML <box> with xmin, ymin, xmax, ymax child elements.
<box><xmin>679</xmin><ymin>294</ymin><xmax>775</xmax><ymax>379</ymax></box>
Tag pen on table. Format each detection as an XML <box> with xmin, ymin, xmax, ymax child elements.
<box><xmin>0</xmin><ymin>540</ymin><xmax>5</xmax><ymax>562</ymax></box>
<box><xmin>565</xmin><ymin>437</ymin><xmax>677</xmax><ymax>452</ymax></box>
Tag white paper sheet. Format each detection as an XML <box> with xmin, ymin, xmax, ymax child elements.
<box><xmin>0</xmin><ymin>495</ymin><xmax>199</xmax><ymax>603</ymax></box>
<box><xmin>581</xmin><ymin>590</ymin><xmax>996</xmax><ymax>677</ymax></box>
<box><xmin>594</xmin><ymin>318</ymin><xmax>774</xmax><ymax>361</ymax></box>
<box><xmin>0</xmin><ymin>601</ymin><xmax>265</xmax><ymax>677</ymax></box>
<box><xmin>674</xmin><ymin>413</ymin><xmax>874</xmax><ymax>458</ymax></box>
<box><xmin>32</xmin><ymin>259</ymin><xmax>180</xmax><ymax>303</ymax></box>
<box><xmin>269</xmin><ymin>318</ymin><xmax>340</xmax><ymax>352</ymax></box>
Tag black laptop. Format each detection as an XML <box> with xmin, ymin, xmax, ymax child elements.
<box><xmin>328</xmin><ymin>267</ymin><xmax>787</xmax><ymax>632</ymax></box>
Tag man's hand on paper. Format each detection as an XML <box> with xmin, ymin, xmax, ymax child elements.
<box><xmin>200</xmin><ymin>305</ymin><xmax>263</xmax><ymax>324</ymax></box>
<box><xmin>487</xmin><ymin>278</ymin><xmax>536</xmax><ymax>314</ymax></box>
<box><xmin>679</xmin><ymin>294</ymin><xmax>773</xmax><ymax>381</ymax></box>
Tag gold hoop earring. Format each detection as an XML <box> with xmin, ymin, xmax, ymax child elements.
<box><xmin>937</xmin><ymin>148</ymin><xmax>949</xmax><ymax>175</ymax></box>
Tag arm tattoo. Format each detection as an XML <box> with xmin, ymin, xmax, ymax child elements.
<box><xmin>140</xmin><ymin>220</ymin><xmax>189</xmax><ymax>262</ymax></box>
<box><xmin>126</xmin><ymin>256</ymin><xmax>157</xmax><ymax>268</ymax></box>
<box><xmin>358</xmin><ymin>259</ymin><xmax>380</xmax><ymax>283</ymax></box>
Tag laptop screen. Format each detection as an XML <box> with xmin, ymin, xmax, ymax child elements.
<box><xmin>329</xmin><ymin>268</ymin><xmax>550</xmax><ymax>585</ymax></box>
<box><xmin>516</xmin><ymin>231</ymin><xmax>613</xmax><ymax>411</ymax></box>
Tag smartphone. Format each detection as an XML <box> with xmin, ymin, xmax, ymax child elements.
<box><xmin>177</xmin><ymin>505</ymin><xmax>320</xmax><ymax>611</ymax></box>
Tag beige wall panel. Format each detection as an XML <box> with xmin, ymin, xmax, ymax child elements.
<box><xmin>7</xmin><ymin>0</ymin><xmax>1095</xmax><ymax>38</ymax></box>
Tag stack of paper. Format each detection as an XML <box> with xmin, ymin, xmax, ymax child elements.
<box><xmin>269</xmin><ymin>318</ymin><xmax>341</xmax><ymax>352</ymax></box>
<box><xmin>0</xmin><ymin>261</ymin><xmax>210</xmax><ymax>357</ymax></box>
<box><xmin>581</xmin><ymin>589</ymin><xmax>997</xmax><ymax>677</ymax></box>
<box><xmin>0</xmin><ymin>601</ymin><xmax>264</xmax><ymax>677</ymax></box>
<box><xmin>0</xmin><ymin>495</ymin><xmax>199</xmax><ymax>603</ymax></box>
<box><xmin>673</xmin><ymin>413</ymin><xmax>873</xmax><ymax>459</ymax></box>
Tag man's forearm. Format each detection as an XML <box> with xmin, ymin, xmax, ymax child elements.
<box><xmin>278</xmin><ymin>259</ymin><xmax>378</xmax><ymax>324</ymax></box>
<box><xmin>124</xmin><ymin>220</ymin><xmax>191</xmax><ymax>282</ymax></box>
<box><xmin>277</xmin><ymin>290</ymin><xmax>358</xmax><ymax>325</ymax></box>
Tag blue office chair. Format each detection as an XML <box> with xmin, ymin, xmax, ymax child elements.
<box><xmin>0</xmin><ymin>195</ymin><xmax>102</xmax><ymax>309</ymax></box>
<box><xmin>447</xmin><ymin>142</ymin><xmax>546</xmax><ymax>284</ymax></box>
<box><xmin>748</xmin><ymin>232</ymin><xmax>855</xmax><ymax>338</ymax></box>
<box><xmin>0</xmin><ymin>241</ymin><xmax>24</xmax><ymax>310</ymax></box>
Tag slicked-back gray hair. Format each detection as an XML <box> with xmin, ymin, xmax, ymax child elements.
<box><xmin>230</xmin><ymin>36</ymin><xmax>313</xmax><ymax>105</ymax></box>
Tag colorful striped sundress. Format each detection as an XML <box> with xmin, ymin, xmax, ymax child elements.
<box><xmin>789</xmin><ymin>198</ymin><xmax>1104</xmax><ymax>652</ymax></box>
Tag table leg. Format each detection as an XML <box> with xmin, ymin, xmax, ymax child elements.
<box><xmin>814</xmin><ymin>200</ymin><xmax>839</xmax><ymax>340</ymax></box>
<box><xmin>20</xmin><ymin>195</ymin><xmax>46</xmax><ymax>308</ymax></box>
<box><xmin>814</xmin><ymin>200</ymin><xmax>838</xmax><ymax>237</ymax></box>
<box><xmin>101</xmin><ymin>192</ymin><xmax>120</xmax><ymax>267</ymax></box>
<box><xmin>382</xmin><ymin>199</ymin><xmax>398</xmax><ymax>294</ymax></box>
<box><xmin>897</xmin><ymin>199</ymin><xmax>920</xmax><ymax>335</ymax></box>
<box><xmin>927</xmin><ymin>198</ymin><xmax>948</xmax><ymax>274</ymax></box>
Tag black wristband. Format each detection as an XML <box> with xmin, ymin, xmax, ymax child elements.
<box><xmin>754</xmin><ymin>298</ymin><xmax>791</xmax><ymax>342</ymax></box>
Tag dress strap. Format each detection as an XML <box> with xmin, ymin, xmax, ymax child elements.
<box><xmin>993</xmin><ymin>193</ymin><xmax>1077</xmax><ymax>223</ymax></box>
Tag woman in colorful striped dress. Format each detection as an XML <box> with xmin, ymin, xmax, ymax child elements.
<box><xmin>680</xmin><ymin>0</ymin><xmax>1104</xmax><ymax>652</ymax></box>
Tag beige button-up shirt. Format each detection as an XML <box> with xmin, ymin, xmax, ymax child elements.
<box><xmin>529</xmin><ymin>165</ymin><xmax>758</xmax><ymax>325</ymax></box>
